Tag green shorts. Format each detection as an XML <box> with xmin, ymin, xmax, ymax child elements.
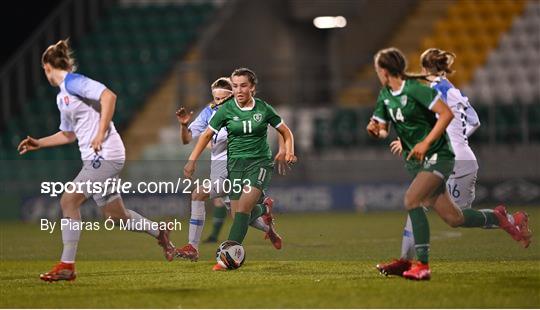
<box><xmin>227</xmin><ymin>158</ymin><xmax>274</xmax><ymax>200</ymax></box>
<box><xmin>405</xmin><ymin>150</ymin><xmax>455</xmax><ymax>182</ymax></box>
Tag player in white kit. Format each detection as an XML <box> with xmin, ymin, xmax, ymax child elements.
<box><xmin>377</xmin><ymin>48</ymin><xmax>531</xmax><ymax>276</ymax></box>
<box><xmin>17</xmin><ymin>39</ymin><xmax>176</xmax><ymax>282</ymax></box>
<box><xmin>174</xmin><ymin>77</ymin><xmax>282</xmax><ymax>261</ymax></box>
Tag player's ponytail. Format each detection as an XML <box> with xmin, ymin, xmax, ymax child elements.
<box><xmin>375</xmin><ymin>47</ymin><xmax>428</xmax><ymax>81</ymax></box>
<box><xmin>41</xmin><ymin>38</ymin><xmax>76</xmax><ymax>71</ymax></box>
<box><xmin>420</xmin><ymin>48</ymin><xmax>456</xmax><ymax>76</ymax></box>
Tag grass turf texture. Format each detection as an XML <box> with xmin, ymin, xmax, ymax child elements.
<box><xmin>1</xmin><ymin>207</ymin><xmax>539</xmax><ymax>308</ymax></box>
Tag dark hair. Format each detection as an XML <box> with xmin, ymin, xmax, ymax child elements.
<box><xmin>374</xmin><ymin>47</ymin><xmax>426</xmax><ymax>80</ymax></box>
<box><xmin>231</xmin><ymin>67</ymin><xmax>258</xmax><ymax>86</ymax></box>
<box><xmin>211</xmin><ymin>77</ymin><xmax>232</xmax><ymax>91</ymax></box>
<box><xmin>421</xmin><ymin>48</ymin><xmax>456</xmax><ymax>76</ymax></box>
<box><xmin>41</xmin><ymin>39</ymin><xmax>76</xmax><ymax>71</ymax></box>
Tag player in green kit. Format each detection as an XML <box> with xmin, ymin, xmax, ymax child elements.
<box><xmin>184</xmin><ymin>68</ymin><xmax>296</xmax><ymax>271</ymax></box>
<box><xmin>367</xmin><ymin>48</ymin><xmax>532</xmax><ymax>280</ymax></box>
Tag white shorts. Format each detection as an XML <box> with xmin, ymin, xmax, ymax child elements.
<box><xmin>209</xmin><ymin>160</ymin><xmax>229</xmax><ymax>199</ymax></box>
<box><xmin>73</xmin><ymin>158</ymin><xmax>124</xmax><ymax>207</ymax></box>
<box><xmin>447</xmin><ymin>170</ymin><xmax>477</xmax><ymax>209</ymax></box>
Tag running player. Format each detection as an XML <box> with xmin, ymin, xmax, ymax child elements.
<box><xmin>377</xmin><ymin>48</ymin><xmax>486</xmax><ymax>276</ymax></box>
<box><xmin>183</xmin><ymin>68</ymin><xmax>296</xmax><ymax>271</ymax></box>
<box><xmin>367</xmin><ymin>47</ymin><xmax>532</xmax><ymax>280</ymax></box>
<box><xmin>174</xmin><ymin>77</ymin><xmax>282</xmax><ymax>261</ymax></box>
<box><xmin>17</xmin><ymin>39</ymin><xmax>176</xmax><ymax>282</ymax></box>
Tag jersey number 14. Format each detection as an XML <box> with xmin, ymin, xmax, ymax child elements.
<box><xmin>389</xmin><ymin>108</ymin><xmax>405</xmax><ymax>122</ymax></box>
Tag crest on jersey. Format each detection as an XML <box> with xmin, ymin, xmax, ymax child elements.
<box><xmin>253</xmin><ymin>113</ymin><xmax>263</xmax><ymax>122</ymax></box>
<box><xmin>63</xmin><ymin>96</ymin><xmax>70</xmax><ymax>105</ymax></box>
<box><xmin>400</xmin><ymin>95</ymin><xmax>408</xmax><ymax>107</ymax></box>
<box><xmin>384</xmin><ymin>99</ymin><xmax>390</xmax><ymax>106</ymax></box>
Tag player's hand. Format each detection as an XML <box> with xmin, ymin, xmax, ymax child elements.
<box><xmin>407</xmin><ymin>140</ymin><xmax>430</xmax><ymax>162</ymax></box>
<box><xmin>285</xmin><ymin>152</ymin><xmax>297</xmax><ymax>165</ymax></box>
<box><xmin>91</xmin><ymin>133</ymin><xmax>104</xmax><ymax>153</ymax></box>
<box><xmin>184</xmin><ymin>161</ymin><xmax>196</xmax><ymax>179</ymax></box>
<box><xmin>176</xmin><ymin>107</ymin><xmax>193</xmax><ymax>126</ymax></box>
<box><xmin>390</xmin><ymin>138</ymin><xmax>402</xmax><ymax>156</ymax></box>
<box><xmin>17</xmin><ymin>136</ymin><xmax>41</xmax><ymax>155</ymax></box>
<box><xmin>366</xmin><ymin>119</ymin><xmax>380</xmax><ymax>138</ymax></box>
<box><xmin>274</xmin><ymin>151</ymin><xmax>289</xmax><ymax>175</ymax></box>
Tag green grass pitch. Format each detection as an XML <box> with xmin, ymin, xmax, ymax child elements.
<box><xmin>1</xmin><ymin>207</ymin><xmax>539</xmax><ymax>308</ymax></box>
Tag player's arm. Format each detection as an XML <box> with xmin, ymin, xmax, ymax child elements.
<box><xmin>91</xmin><ymin>89</ymin><xmax>116</xmax><ymax>152</ymax></box>
<box><xmin>184</xmin><ymin>128</ymin><xmax>213</xmax><ymax>178</ymax></box>
<box><xmin>367</xmin><ymin>119</ymin><xmax>389</xmax><ymax>139</ymax></box>
<box><xmin>407</xmin><ymin>99</ymin><xmax>453</xmax><ymax>161</ymax></box>
<box><xmin>176</xmin><ymin>107</ymin><xmax>194</xmax><ymax>144</ymax></box>
<box><xmin>18</xmin><ymin>131</ymin><xmax>76</xmax><ymax>155</ymax></box>
<box><xmin>275</xmin><ymin>123</ymin><xmax>296</xmax><ymax>164</ymax></box>
<box><xmin>368</xmin><ymin>94</ymin><xmax>390</xmax><ymax>139</ymax></box>
<box><xmin>464</xmin><ymin>106</ymin><xmax>481</xmax><ymax>137</ymax></box>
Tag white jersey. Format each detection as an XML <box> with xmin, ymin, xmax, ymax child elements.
<box><xmin>188</xmin><ymin>104</ymin><xmax>227</xmax><ymax>161</ymax></box>
<box><xmin>431</xmin><ymin>77</ymin><xmax>480</xmax><ymax>177</ymax></box>
<box><xmin>57</xmin><ymin>72</ymin><xmax>125</xmax><ymax>161</ymax></box>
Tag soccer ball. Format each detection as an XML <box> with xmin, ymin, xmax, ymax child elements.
<box><xmin>215</xmin><ymin>240</ymin><xmax>245</xmax><ymax>270</ymax></box>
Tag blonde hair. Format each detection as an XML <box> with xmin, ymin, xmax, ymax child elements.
<box><xmin>420</xmin><ymin>48</ymin><xmax>456</xmax><ymax>76</ymax></box>
<box><xmin>211</xmin><ymin>77</ymin><xmax>232</xmax><ymax>91</ymax></box>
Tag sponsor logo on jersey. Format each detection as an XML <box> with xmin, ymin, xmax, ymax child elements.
<box><xmin>233</xmin><ymin>116</ymin><xmax>240</xmax><ymax>121</ymax></box>
<box><xmin>400</xmin><ymin>95</ymin><xmax>408</xmax><ymax>107</ymax></box>
<box><xmin>253</xmin><ymin>113</ymin><xmax>263</xmax><ymax>122</ymax></box>
<box><xmin>384</xmin><ymin>99</ymin><xmax>390</xmax><ymax>105</ymax></box>
<box><xmin>64</xmin><ymin>96</ymin><xmax>70</xmax><ymax>105</ymax></box>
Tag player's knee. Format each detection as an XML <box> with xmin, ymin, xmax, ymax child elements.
<box><xmin>403</xmin><ymin>193</ymin><xmax>419</xmax><ymax>210</ymax></box>
<box><xmin>444</xmin><ymin>213</ymin><xmax>464</xmax><ymax>227</ymax></box>
<box><xmin>60</xmin><ymin>193</ymin><xmax>80</xmax><ymax>212</ymax></box>
<box><xmin>191</xmin><ymin>187</ymin><xmax>208</xmax><ymax>201</ymax></box>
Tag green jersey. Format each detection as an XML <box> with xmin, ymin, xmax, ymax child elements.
<box><xmin>209</xmin><ymin>97</ymin><xmax>283</xmax><ymax>160</ymax></box>
<box><xmin>372</xmin><ymin>79</ymin><xmax>454</xmax><ymax>160</ymax></box>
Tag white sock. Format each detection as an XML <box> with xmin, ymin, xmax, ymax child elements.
<box><xmin>250</xmin><ymin>217</ymin><xmax>269</xmax><ymax>233</ymax></box>
<box><xmin>60</xmin><ymin>218</ymin><xmax>81</xmax><ymax>263</ymax></box>
<box><xmin>401</xmin><ymin>215</ymin><xmax>416</xmax><ymax>260</ymax></box>
<box><xmin>127</xmin><ymin>209</ymin><xmax>159</xmax><ymax>238</ymax></box>
<box><xmin>189</xmin><ymin>201</ymin><xmax>205</xmax><ymax>249</ymax></box>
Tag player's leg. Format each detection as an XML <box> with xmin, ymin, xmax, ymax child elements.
<box><xmin>39</xmin><ymin>191</ymin><xmax>87</xmax><ymax>282</ymax></box>
<box><xmin>432</xmin><ymin>186</ymin><xmax>531</xmax><ymax>247</ymax></box>
<box><xmin>249</xmin><ymin>194</ymin><xmax>282</xmax><ymax>249</ymax></box>
<box><xmin>228</xmin><ymin>186</ymin><xmax>262</xmax><ymax>244</ymax></box>
<box><xmin>204</xmin><ymin>198</ymin><xmax>227</xmax><ymax>243</ymax></box>
<box><xmin>381</xmin><ymin>173</ymin><xmax>475</xmax><ymax>276</ymax></box>
<box><xmin>401</xmin><ymin>171</ymin><xmax>447</xmax><ymax>280</ymax></box>
<box><xmin>176</xmin><ymin>188</ymin><xmax>210</xmax><ymax>261</ymax></box>
<box><xmin>101</xmin><ymin>195</ymin><xmax>176</xmax><ymax>261</ymax></box>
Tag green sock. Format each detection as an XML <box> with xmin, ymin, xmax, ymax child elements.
<box><xmin>408</xmin><ymin>208</ymin><xmax>430</xmax><ymax>264</ymax></box>
<box><xmin>249</xmin><ymin>204</ymin><xmax>266</xmax><ymax>224</ymax></box>
<box><xmin>228</xmin><ymin>212</ymin><xmax>250</xmax><ymax>243</ymax></box>
<box><xmin>461</xmin><ymin>208</ymin><xmax>499</xmax><ymax>228</ymax></box>
<box><xmin>209</xmin><ymin>206</ymin><xmax>227</xmax><ymax>239</ymax></box>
